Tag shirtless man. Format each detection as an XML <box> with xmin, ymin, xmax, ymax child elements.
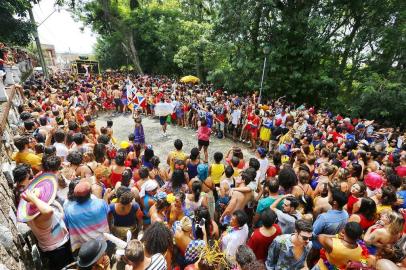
<box><xmin>112</xmin><ymin>84</ymin><xmax>122</xmax><ymax>113</ymax></box>
<box><xmin>220</xmin><ymin>168</ymin><xmax>255</xmax><ymax>224</ymax></box>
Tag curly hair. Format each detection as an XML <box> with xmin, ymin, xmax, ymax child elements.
<box><xmin>141</xmin><ymin>222</ymin><xmax>173</xmax><ymax>256</ymax></box>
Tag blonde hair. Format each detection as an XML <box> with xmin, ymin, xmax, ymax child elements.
<box><xmin>388</xmin><ymin>211</ymin><xmax>405</xmax><ymax>236</ymax></box>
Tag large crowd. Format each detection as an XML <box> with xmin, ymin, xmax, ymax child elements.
<box><xmin>10</xmin><ymin>70</ymin><xmax>406</xmax><ymax>270</ymax></box>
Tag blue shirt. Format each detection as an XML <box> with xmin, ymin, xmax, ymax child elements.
<box><xmin>266</xmin><ymin>234</ymin><xmax>312</xmax><ymax>270</ymax></box>
<box><xmin>312</xmin><ymin>209</ymin><xmax>348</xmax><ymax>249</ymax></box>
<box><xmin>397</xmin><ymin>190</ymin><xmax>406</xmax><ymax>208</ymax></box>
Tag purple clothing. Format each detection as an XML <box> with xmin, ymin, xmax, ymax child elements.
<box><xmin>134</xmin><ymin>125</ymin><xmax>145</xmax><ymax>144</ymax></box>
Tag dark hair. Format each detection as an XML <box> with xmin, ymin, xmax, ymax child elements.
<box><xmin>67</xmin><ymin>178</ymin><xmax>80</xmax><ymax>201</ymax></box>
<box><xmin>107</xmin><ymin>120</ymin><xmax>113</xmax><ymax>127</ymax></box>
<box><xmin>68</xmin><ymin>121</ymin><xmax>78</xmax><ymax>131</ymax></box>
<box><xmin>174</xmin><ymin>139</ymin><xmax>183</xmax><ymax>150</ymax></box>
<box><xmin>115</xmin><ymin>151</ymin><xmax>126</xmax><ymax>166</ymax></box>
<box><xmin>128</xmin><ymin>133</ymin><xmax>135</xmax><ymax>142</ymax></box>
<box><xmin>150</xmin><ymin>156</ymin><xmax>160</xmax><ymax>168</ymax></box>
<box><xmin>225</xmin><ymin>166</ymin><xmax>234</xmax><ymax>178</ymax></box>
<box><xmin>356</xmin><ymin>197</ymin><xmax>377</xmax><ymax>221</ymax></box>
<box><xmin>285</xmin><ymin>196</ymin><xmax>299</xmax><ymax>209</ymax></box>
<box><xmin>213</xmin><ymin>152</ymin><xmax>223</xmax><ymax>163</ymax></box>
<box><xmin>190</xmin><ymin>148</ymin><xmax>200</xmax><ymax>161</ymax></box>
<box><xmin>34</xmin><ymin>132</ymin><xmax>46</xmax><ymax>143</ymax></box>
<box><xmin>119</xmin><ymin>189</ymin><xmax>134</xmax><ymax>205</ymax></box>
<box><xmin>138</xmin><ymin>166</ymin><xmax>149</xmax><ymax>179</ymax></box>
<box><xmin>143</xmin><ymin>148</ymin><xmax>154</xmax><ymax>162</ymax></box>
<box><xmin>67</xmin><ymin>151</ymin><xmax>83</xmax><ymax>165</ymax></box>
<box><xmin>236</xmin><ymin>245</ymin><xmax>255</xmax><ymax>268</ymax></box>
<box><xmin>194</xmin><ymin>206</ymin><xmax>211</xmax><ymax>240</ymax></box>
<box><xmin>295</xmin><ymin>219</ymin><xmax>312</xmax><ymax>233</ymax></box>
<box><xmin>13</xmin><ymin>164</ymin><xmax>31</xmax><ymax>184</ymax></box>
<box><xmin>344</xmin><ymin>222</ymin><xmax>363</xmax><ymax>241</ymax></box>
<box><xmin>42</xmin><ymin>155</ymin><xmax>61</xmax><ymax>172</ymax></box>
<box><xmin>121</xmin><ymin>168</ymin><xmax>133</xmax><ymax>187</ymax></box>
<box><xmin>192</xmin><ymin>181</ymin><xmax>202</xmax><ymax>202</ymax></box>
<box><xmin>233</xmin><ymin>209</ymin><xmax>248</xmax><ymax>227</ymax></box>
<box><xmin>278</xmin><ymin>168</ymin><xmax>297</xmax><ymax>191</ymax></box>
<box><xmin>387</xmin><ymin>174</ymin><xmax>402</xmax><ymax>189</ymax></box>
<box><xmin>171</xmin><ymin>169</ymin><xmax>186</xmax><ymax>190</ymax></box>
<box><xmin>231</xmin><ymin>156</ymin><xmax>240</xmax><ymax>167</ymax></box>
<box><xmin>141</xmin><ymin>221</ymin><xmax>173</xmax><ymax>255</ymax></box>
<box><xmin>94</xmin><ymin>143</ymin><xmax>106</xmax><ymax>163</ymax></box>
<box><xmin>54</xmin><ymin>129</ymin><xmax>65</xmax><ymax>143</ymax></box>
<box><xmin>200</xmin><ymin>118</ymin><xmax>207</xmax><ymax>126</ymax></box>
<box><xmin>261</xmin><ymin>208</ymin><xmax>277</xmax><ymax>228</ymax></box>
<box><xmin>267</xmin><ymin>179</ymin><xmax>280</xmax><ymax>193</ymax></box>
<box><xmin>97</xmin><ymin>134</ymin><xmax>110</xmax><ymax>144</ymax></box>
<box><xmin>241</xmin><ymin>168</ymin><xmax>255</xmax><ymax>185</ymax></box>
<box><xmin>24</xmin><ymin>121</ymin><xmax>35</xmax><ymax>131</ymax></box>
<box><xmin>351</xmin><ymin>163</ymin><xmax>363</xmax><ymax>179</ymax></box>
<box><xmin>381</xmin><ymin>185</ymin><xmax>397</xmax><ymax>206</ymax></box>
<box><xmin>39</xmin><ymin>117</ymin><xmax>47</xmax><ymax>126</ymax></box>
<box><xmin>249</xmin><ymin>158</ymin><xmax>260</xmax><ymax>171</ymax></box>
<box><xmin>331</xmin><ymin>188</ymin><xmax>348</xmax><ymax>209</ymax></box>
<box><xmin>14</xmin><ymin>136</ymin><xmax>29</xmax><ymax>151</ymax></box>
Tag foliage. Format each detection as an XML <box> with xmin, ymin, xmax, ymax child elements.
<box><xmin>73</xmin><ymin>0</ymin><xmax>405</xmax><ymax>125</ymax></box>
<box><xmin>0</xmin><ymin>0</ymin><xmax>39</xmax><ymax>46</ymax></box>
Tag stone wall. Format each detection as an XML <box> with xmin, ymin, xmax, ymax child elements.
<box><xmin>0</xmin><ymin>82</ymin><xmax>36</xmax><ymax>268</ymax></box>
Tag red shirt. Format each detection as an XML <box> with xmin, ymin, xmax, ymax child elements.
<box><xmin>396</xmin><ymin>165</ymin><xmax>406</xmax><ymax>177</ymax></box>
<box><xmin>247</xmin><ymin>224</ymin><xmax>282</xmax><ymax>261</ymax></box>
<box><xmin>347</xmin><ymin>195</ymin><xmax>359</xmax><ymax>215</ymax></box>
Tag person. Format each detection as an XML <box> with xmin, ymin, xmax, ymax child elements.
<box><xmin>139</xmin><ymin>179</ymin><xmax>158</xmax><ymax>228</ymax></box>
<box><xmin>197</xmin><ymin>118</ymin><xmax>211</xmax><ymax>162</ymax></box>
<box><xmin>132</xmin><ymin>109</ymin><xmax>145</xmax><ymax>147</ymax></box>
<box><xmin>185</xmin><ymin>181</ymin><xmax>207</xmax><ymax>213</ymax></box>
<box><xmin>220</xmin><ymin>169</ymin><xmax>254</xmax><ymax>225</ymax></box>
<box><xmin>124</xmin><ymin>239</ymin><xmax>165</xmax><ymax>270</ymax></box>
<box><xmin>186</xmin><ymin>148</ymin><xmax>200</xmax><ymax>180</ymax></box>
<box><xmin>158</xmin><ymin>98</ymin><xmax>169</xmax><ymax>137</ymax></box>
<box><xmin>364</xmin><ymin>211</ymin><xmax>404</xmax><ymax>256</ymax></box>
<box><xmin>149</xmin><ymin>156</ymin><xmax>169</xmax><ymax>187</ymax></box>
<box><xmin>270</xmin><ymin>195</ymin><xmax>301</xmax><ymax>234</ymax></box>
<box><xmin>247</xmin><ymin>208</ymin><xmax>281</xmax><ymax>262</ymax></box>
<box><xmin>64</xmin><ymin>181</ymin><xmax>110</xmax><ymax>253</ymax></box>
<box><xmin>12</xmin><ymin>135</ymin><xmax>42</xmax><ymax>173</ymax></box>
<box><xmin>235</xmin><ymin>245</ymin><xmax>256</xmax><ymax>270</ymax></box>
<box><xmin>173</xmin><ymin>216</ymin><xmax>206</xmax><ymax>267</ymax></box>
<box><xmin>314</xmin><ymin>222</ymin><xmax>365</xmax><ymax>270</ymax></box>
<box><xmin>76</xmin><ymin>239</ymin><xmax>110</xmax><ymax>270</ymax></box>
<box><xmin>209</xmin><ymin>152</ymin><xmax>225</xmax><ymax>187</ymax></box>
<box><xmin>141</xmin><ymin>222</ymin><xmax>172</xmax><ymax>270</ymax></box>
<box><xmin>221</xmin><ymin>209</ymin><xmax>249</xmax><ymax>262</ymax></box>
<box><xmin>167</xmin><ymin>139</ymin><xmax>187</xmax><ymax>173</ymax></box>
<box><xmin>12</xmin><ymin>164</ymin><xmax>32</xmax><ymax>205</ymax></box>
<box><xmin>253</xmin><ymin>180</ymin><xmax>283</xmax><ymax>226</ymax></box>
<box><xmin>312</xmin><ymin>188</ymin><xmax>349</xmax><ymax>250</ymax></box>
<box><xmin>265</xmin><ymin>219</ymin><xmax>313</xmax><ymax>270</ymax></box>
<box><xmin>22</xmin><ymin>189</ymin><xmax>74</xmax><ymax>269</ymax></box>
<box><xmin>108</xmin><ymin>187</ymin><xmax>142</xmax><ymax>240</ymax></box>
<box><xmin>348</xmin><ymin>197</ymin><xmax>377</xmax><ymax>231</ymax></box>
<box><xmin>149</xmin><ymin>192</ymin><xmax>171</xmax><ymax>224</ymax></box>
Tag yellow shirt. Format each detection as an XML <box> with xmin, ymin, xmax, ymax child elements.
<box><xmin>169</xmin><ymin>150</ymin><xmax>187</xmax><ymax>172</ymax></box>
<box><xmin>317</xmin><ymin>238</ymin><xmax>362</xmax><ymax>270</ymax></box>
<box><xmin>12</xmin><ymin>151</ymin><xmax>42</xmax><ymax>168</ymax></box>
<box><xmin>210</xmin><ymin>163</ymin><xmax>225</xmax><ymax>185</ymax></box>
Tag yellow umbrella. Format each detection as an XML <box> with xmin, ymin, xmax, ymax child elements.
<box><xmin>180</xmin><ymin>75</ymin><xmax>200</xmax><ymax>84</ymax></box>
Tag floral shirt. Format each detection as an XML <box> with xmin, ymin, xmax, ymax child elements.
<box><xmin>265</xmin><ymin>234</ymin><xmax>312</xmax><ymax>270</ymax></box>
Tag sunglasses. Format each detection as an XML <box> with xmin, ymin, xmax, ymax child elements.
<box><xmin>300</xmin><ymin>234</ymin><xmax>312</xmax><ymax>241</ymax></box>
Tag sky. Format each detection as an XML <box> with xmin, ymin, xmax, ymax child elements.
<box><xmin>32</xmin><ymin>0</ymin><xmax>96</xmax><ymax>54</ymax></box>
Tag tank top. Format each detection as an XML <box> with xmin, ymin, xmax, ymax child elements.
<box><xmin>358</xmin><ymin>214</ymin><xmax>375</xmax><ymax>231</ymax></box>
<box><xmin>109</xmin><ymin>203</ymin><xmax>139</xmax><ymax>227</ymax></box>
<box><xmin>210</xmin><ymin>163</ymin><xmax>225</xmax><ymax>185</ymax></box>
<box><xmin>142</xmin><ymin>194</ymin><xmax>152</xmax><ymax>225</ymax></box>
<box><xmin>187</xmin><ymin>162</ymin><xmax>199</xmax><ymax>179</ymax></box>
<box><xmin>318</xmin><ymin>238</ymin><xmax>362</xmax><ymax>270</ymax></box>
<box><xmin>110</xmin><ymin>170</ymin><xmax>123</xmax><ymax>188</ymax></box>
<box><xmin>28</xmin><ymin>211</ymin><xmax>69</xmax><ymax>252</ymax></box>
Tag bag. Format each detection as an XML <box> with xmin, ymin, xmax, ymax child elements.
<box><xmin>166</xmin><ymin>114</ymin><xmax>172</xmax><ymax>123</ymax></box>
<box><xmin>217</xmin><ymin>130</ymin><xmax>223</xmax><ymax>139</ymax></box>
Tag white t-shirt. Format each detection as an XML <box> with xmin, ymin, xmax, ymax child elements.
<box><xmin>258</xmin><ymin>158</ymin><xmax>269</xmax><ymax>181</ymax></box>
<box><xmin>54</xmin><ymin>142</ymin><xmax>69</xmax><ymax>161</ymax></box>
<box><xmin>231</xmin><ymin>109</ymin><xmax>241</xmax><ymax>125</ymax></box>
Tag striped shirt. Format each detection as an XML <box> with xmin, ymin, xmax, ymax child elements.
<box><xmin>145</xmin><ymin>253</ymin><xmax>167</xmax><ymax>270</ymax></box>
<box><xmin>64</xmin><ymin>198</ymin><xmax>110</xmax><ymax>251</ymax></box>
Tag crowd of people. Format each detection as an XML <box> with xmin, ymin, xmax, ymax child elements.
<box><xmin>10</xmin><ymin>70</ymin><xmax>406</xmax><ymax>270</ymax></box>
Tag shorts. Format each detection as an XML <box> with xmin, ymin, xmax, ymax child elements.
<box><xmin>159</xmin><ymin>116</ymin><xmax>166</xmax><ymax>125</ymax></box>
<box><xmin>198</xmin><ymin>139</ymin><xmax>209</xmax><ymax>147</ymax></box>
<box><xmin>114</xmin><ymin>98</ymin><xmax>122</xmax><ymax>106</ymax></box>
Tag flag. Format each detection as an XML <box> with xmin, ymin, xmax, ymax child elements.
<box><xmin>128</xmin><ymin>92</ymin><xmax>146</xmax><ymax>111</ymax></box>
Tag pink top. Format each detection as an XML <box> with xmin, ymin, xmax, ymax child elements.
<box><xmin>198</xmin><ymin>126</ymin><xmax>211</xmax><ymax>141</ymax></box>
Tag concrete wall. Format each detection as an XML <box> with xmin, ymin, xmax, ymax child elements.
<box><xmin>0</xmin><ymin>81</ymin><xmax>36</xmax><ymax>268</ymax></box>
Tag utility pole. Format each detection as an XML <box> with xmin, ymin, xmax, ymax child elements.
<box><xmin>28</xmin><ymin>7</ymin><xmax>49</xmax><ymax>79</ymax></box>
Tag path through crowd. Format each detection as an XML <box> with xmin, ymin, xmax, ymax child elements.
<box><xmin>96</xmin><ymin>113</ymin><xmax>255</xmax><ymax>167</ymax></box>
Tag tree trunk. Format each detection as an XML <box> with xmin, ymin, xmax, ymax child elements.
<box><xmin>122</xmin><ymin>31</ymin><xmax>143</xmax><ymax>74</ymax></box>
